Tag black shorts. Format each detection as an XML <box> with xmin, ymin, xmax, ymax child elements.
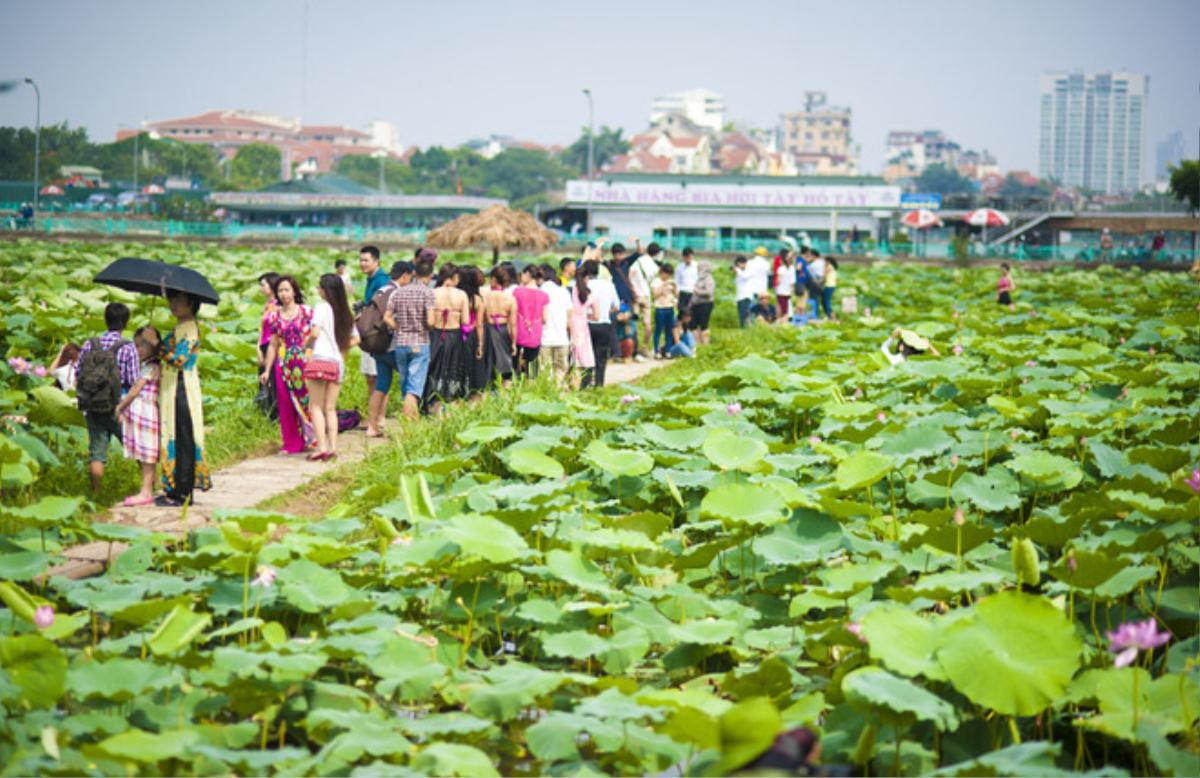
<box><xmin>689</xmin><ymin>301</ymin><xmax>714</xmax><ymax>330</ymax></box>
<box><xmin>998</xmin><ymin>291</ymin><xmax>1012</xmax><ymax>305</ymax></box>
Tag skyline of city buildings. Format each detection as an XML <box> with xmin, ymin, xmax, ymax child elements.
<box><xmin>1037</xmin><ymin>71</ymin><xmax>1148</xmax><ymax>194</ymax></box>
<box><xmin>649</xmin><ymin>88</ymin><xmax>726</xmax><ymax>134</ymax></box>
<box><xmin>1155</xmin><ymin>129</ymin><xmax>1185</xmax><ymax>183</ymax></box>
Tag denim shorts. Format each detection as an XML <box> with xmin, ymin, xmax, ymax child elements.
<box><xmin>85</xmin><ymin>412</ymin><xmax>122</xmax><ymax>464</ymax></box>
<box><xmin>388</xmin><ymin>344</ymin><xmax>430</xmax><ymax>398</ymax></box>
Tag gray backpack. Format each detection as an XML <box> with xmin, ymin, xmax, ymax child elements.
<box><xmin>76</xmin><ymin>338</ymin><xmax>126</xmax><ymax>415</ymax></box>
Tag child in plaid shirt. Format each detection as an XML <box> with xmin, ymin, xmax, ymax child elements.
<box><xmin>116</xmin><ymin>326</ymin><xmax>161</xmax><ymax>506</ymax></box>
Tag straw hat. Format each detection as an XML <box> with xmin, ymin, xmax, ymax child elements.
<box><xmin>754</xmin><ymin>246</ymin><xmax>769</xmax><ymax>256</ymax></box>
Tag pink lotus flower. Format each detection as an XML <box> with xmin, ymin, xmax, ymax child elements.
<box><xmin>875</xmin><ymin>412</ymin><xmax>886</xmax><ymax>423</ymax></box>
<box><xmin>251</xmin><ymin>565</ymin><xmax>276</xmax><ymax>588</ymax></box>
<box><xmin>863</xmin><ymin>307</ymin><xmax>871</xmax><ymax>317</ymax></box>
<box><xmin>726</xmin><ymin>402</ymin><xmax>742</xmax><ymax>416</ymax></box>
<box><xmin>1119</xmin><ymin>337</ymin><xmax>1126</xmax><ymax>345</ymax></box>
<box><xmin>7</xmin><ymin>357</ymin><xmax>30</xmax><ymax>375</ymax></box>
<box><xmin>853</xmin><ymin>387</ymin><xmax>863</xmax><ymax>399</ymax></box>
<box><xmin>951</xmin><ymin>311</ymin><xmax>960</xmax><ymax>320</ymax></box>
<box><xmin>34</xmin><ymin>605</ymin><xmax>54</xmax><ymax>629</ymax></box>
<box><xmin>953</xmin><ymin>507</ymin><xmax>965</xmax><ymax>526</ymax></box>
<box><xmin>952</xmin><ymin>344</ymin><xmax>963</xmax><ymax>356</ymax></box>
<box><xmin>1078</xmin><ymin>436</ymin><xmax>1087</xmax><ymax>446</ymax></box>
<box><xmin>808</xmin><ymin>435</ymin><xmax>822</xmax><ymax>446</ymax></box>
<box><xmin>1009</xmin><ymin>429</ymin><xmax>1020</xmax><ymax>441</ymax></box>
<box><xmin>1078</xmin><ymin>385</ymin><xmax>1087</xmax><ymax>393</ymax></box>
<box><xmin>1025</xmin><ymin>360</ymin><xmax>1037</xmax><ymax>367</ymax></box>
<box><xmin>1185</xmin><ymin>469</ymin><xmax>1200</xmax><ymax>494</ymax></box>
<box><xmin>1008</xmin><ymin>303</ymin><xmax>1016</xmax><ymax>312</ymax></box>
<box><xmin>1148</xmin><ymin>347</ymin><xmax>1156</xmax><ymax>356</ymax></box>
<box><xmin>391</xmin><ymin>534</ymin><xmax>413</xmax><ymax>547</ymax></box>
<box><xmin>620</xmin><ymin>394</ymin><xmax>638</xmax><ymax>405</ymax></box>
<box><xmin>1030</xmin><ymin>310</ymin><xmax>1038</xmax><ymax>319</ymax></box>
<box><xmin>846</xmin><ymin>622</ymin><xmax>866</xmax><ymax>643</ymax></box>
<box><xmin>33</xmin><ymin>364</ymin><xmax>47</xmax><ymax>378</ymax></box>
<box><xmin>1106</xmin><ymin>619</ymin><xmax>1170</xmax><ymax>668</ymax></box>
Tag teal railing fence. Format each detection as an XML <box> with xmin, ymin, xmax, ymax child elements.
<box><xmin>2</xmin><ymin>212</ymin><xmax>1196</xmax><ymax>264</ymax></box>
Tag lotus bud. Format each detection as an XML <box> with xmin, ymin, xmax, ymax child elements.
<box><xmin>1025</xmin><ymin>360</ymin><xmax>1037</xmax><ymax>367</ymax></box>
<box><xmin>863</xmin><ymin>307</ymin><xmax>871</xmax><ymax>316</ymax></box>
<box><xmin>1009</xmin><ymin>429</ymin><xmax>1019</xmax><ymax>441</ymax></box>
<box><xmin>620</xmin><ymin>394</ymin><xmax>638</xmax><ymax>405</ymax></box>
<box><xmin>1066</xmin><ymin>552</ymin><xmax>1077</xmax><ymax>573</ymax></box>
<box><xmin>953</xmin><ymin>507</ymin><xmax>965</xmax><ymax>526</ymax></box>
<box><xmin>1147</xmin><ymin>347</ymin><xmax>1156</xmax><ymax>356</ymax></box>
<box><xmin>34</xmin><ymin>605</ymin><xmax>54</xmax><ymax>629</ymax></box>
<box><xmin>1012</xmin><ymin>538</ymin><xmax>1040</xmax><ymax>587</ymax></box>
<box><xmin>1119</xmin><ymin>337</ymin><xmax>1126</xmax><ymax>344</ymax></box>
<box><xmin>1078</xmin><ymin>436</ymin><xmax>1087</xmax><ymax>446</ymax></box>
<box><xmin>1185</xmin><ymin>469</ymin><xmax>1200</xmax><ymax>494</ymax></box>
<box><xmin>808</xmin><ymin>435</ymin><xmax>821</xmax><ymax>446</ymax></box>
<box><xmin>846</xmin><ymin>622</ymin><xmax>866</xmax><ymax>643</ymax></box>
<box><xmin>952</xmin><ymin>344</ymin><xmax>963</xmax><ymax>356</ymax></box>
<box><xmin>950</xmin><ymin>454</ymin><xmax>959</xmax><ymax>467</ymax></box>
<box><xmin>1008</xmin><ymin>303</ymin><xmax>1016</xmax><ymax>312</ymax></box>
<box><xmin>875</xmin><ymin>412</ymin><xmax>886</xmax><ymax>423</ymax></box>
<box><xmin>853</xmin><ymin>387</ymin><xmax>863</xmax><ymax>399</ymax></box>
<box><xmin>1030</xmin><ymin>310</ymin><xmax>1038</xmax><ymax>318</ymax></box>
<box><xmin>33</xmin><ymin>365</ymin><xmax>47</xmax><ymax>378</ymax></box>
<box><xmin>726</xmin><ymin>402</ymin><xmax>742</xmax><ymax>416</ymax></box>
<box><xmin>951</xmin><ymin>310</ymin><xmax>959</xmax><ymax>320</ymax></box>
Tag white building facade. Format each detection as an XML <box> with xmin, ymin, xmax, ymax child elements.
<box><xmin>650</xmin><ymin>89</ymin><xmax>726</xmax><ymax>133</ymax></box>
<box><xmin>1038</xmin><ymin>71</ymin><xmax>1148</xmax><ymax>194</ymax></box>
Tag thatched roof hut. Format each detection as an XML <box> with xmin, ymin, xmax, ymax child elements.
<box><xmin>425</xmin><ymin>205</ymin><xmax>559</xmax><ymax>265</ymax></box>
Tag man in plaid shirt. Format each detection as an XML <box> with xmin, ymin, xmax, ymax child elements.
<box><xmin>76</xmin><ymin>302</ymin><xmax>140</xmax><ymax>492</ymax></box>
<box><xmin>383</xmin><ymin>255</ymin><xmax>436</xmax><ymax>420</ymax></box>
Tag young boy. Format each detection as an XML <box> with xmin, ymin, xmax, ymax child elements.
<box><xmin>650</xmin><ymin>262</ymin><xmax>678</xmax><ymax>358</ymax></box>
<box><xmin>76</xmin><ymin>302</ymin><xmax>140</xmax><ymax>492</ymax></box>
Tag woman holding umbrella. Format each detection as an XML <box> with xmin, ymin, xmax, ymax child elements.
<box><xmin>157</xmin><ymin>290</ymin><xmax>213</xmax><ymax>506</ymax></box>
<box><xmin>93</xmin><ymin>257</ymin><xmax>219</xmax><ymax>507</ymax></box>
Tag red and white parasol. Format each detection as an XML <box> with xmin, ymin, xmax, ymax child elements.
<box><xmin>39</xmin><ymin>184</ymin><xmax>64</xmax><ymax>196</ymax></box>
<box><xmin>964</xmin><ymin>208</ymin><xmax>1010</xmax><ymax>228</ymax></box>
<box><xmin>142</xmin><ymin>183</ymin><xmax>165</xmax><ymax>195</ymax></box>
<box><xmin>900</xmin><ymin>209</ymin><xmax>943</xmax><ymax>229</ymax></box>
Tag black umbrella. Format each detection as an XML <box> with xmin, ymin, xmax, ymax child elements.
<box><xmin>94</xmin><ymin>257</ymin><xmax>220</xmax><ymax>306</ymax></box>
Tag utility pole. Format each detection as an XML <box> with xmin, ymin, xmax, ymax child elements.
<box><xmin>24</xmin><ymin>78</ymin><xmax>40</xmax><ymax>213</ymax></box>
<box><xmin>583</xmin><ymin>88</ymin><xmax>594</xmax><ymax>238</ymax></box>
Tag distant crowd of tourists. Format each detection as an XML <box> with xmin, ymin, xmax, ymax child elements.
<box><xmin>57</xmin><ymin>240</ymin><xmax>1023</xmax><ymax>506</ymax></box>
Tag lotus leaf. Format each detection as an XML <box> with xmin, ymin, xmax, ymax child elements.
<box><xmin>702</xmin><ymin>428</ymin><xmax>768</xmax><ymax>472</ymax></box>
<box><xmin>860</xmin><ymin>604</ymin><xmax>946</xmax><ymax>680</ymax></box>
<box><xmin>937</xmin><ymin>591</ymin><xmax>1081</xmax><ymax>716</ymax></box>
<box><xmin>700</xmin><ymin>483</ymin><xmax>788</xmax><ymax>526</ymax></box>
<box><xmin>835</xmin><ymin>450</ymin><xmax>893</xmax><ymax>492</ymax></box>
<box><xmin>843</xmin><ymin>665</ymin><xmax>959</xmax><ymax>731</ymax></box>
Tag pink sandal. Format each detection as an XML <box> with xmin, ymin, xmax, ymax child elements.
<box><xmin>123</xmin><ymin>495</ymin><xmax>154</xmax><ymax>507</ymax></box>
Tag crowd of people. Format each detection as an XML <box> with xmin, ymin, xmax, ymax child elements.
<box><xmin>59</xmin><ymin>240</ymin><xmax>1025</xmax><ymax>507</ymax></box>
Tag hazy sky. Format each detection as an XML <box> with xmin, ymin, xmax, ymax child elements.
<box><xmin>1</xmin><ymin>0</ymin><xmax>1197</xmax><ymax>174</ymax></box>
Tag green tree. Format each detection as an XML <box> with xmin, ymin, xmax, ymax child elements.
<box><xmin>560</xmin><ymin>125</ymin><xmax>630</xmax><ymax>173</ymax></box>
<box><xmin>0</xmin><ymin>123</ymin><xmax>93</xmax><ymax>181</ymax></box>
<box><xmin>997</xmin><ymin>174</ymin><xmax>1051</xmax><ymax>200</ymax></box>
<box><xmin>1168</xmin><ymin>159</ymin><xmax>1199</xmax><ymax>213</ymax></box>
<box><xmin>914</xmin><ymin>164</ymin><xmax>975</xmax><ymax>195</ymax></box>
<box><xmin>333</xmin><ymin>155</ymin><xmax>418</xmax><ymax>193</ymax></box>
<box><xmin>482</xmin><ymin>148</ymin><xmax>573</xmax><ymax>204</ymax></box>
<box><xmin>230</xmin><ymin>143</ymin><xmax>282</xmax><ymax>190</ymax></box>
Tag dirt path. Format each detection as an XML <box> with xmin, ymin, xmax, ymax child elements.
<box><xmin>49</xmin><ymin>358</ymin><xmax>669</xmax><ymax>580</ymax></box>
<box><xmin>48</xmin><ymin>432</ymin><xmax>385</xmax><ymax>580</ymax></box>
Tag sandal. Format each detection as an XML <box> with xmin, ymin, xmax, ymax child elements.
<box><xmin>306</xmin><ymin>452</ymin><xmax>325</xmax><ymax>461</ymax></box>
<box><xmin>153</xmin><ymin>495</ymin><xmax>184</xmax><ymax>508</ymax></box>
<box><xmin>123</xmin><ymin>495</ymin><xmax>154</xmax><ymax>507</ymax></box>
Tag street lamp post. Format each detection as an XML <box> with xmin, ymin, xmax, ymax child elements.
<box><xmin>583</xmin><ymin>88</ymin><xmax>594</xmax><ymax>239</ymax></box>
<box><xmin>133</xmin><ymin>130</ymin><xmax>139</xmax><ymax>190</ymax></box>
<box><xmin>24</xmin><ymin>78</ymin><xmax>40</xmax><ymax>214</ymax></box>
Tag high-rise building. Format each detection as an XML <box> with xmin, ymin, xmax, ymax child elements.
<box><xmin>1155</xmin><ymin>130</ymin><xmax>1185</xmax><ymax>182</ymax></box>
<box><xmin>1038</xmin><ymin>71</ymin><xmax>1148</xmax><ymax>194</ymax></box>
<box><xmin>779</xmin><ymin>92</ymin><xmax>857</xmax><ymax>175</ymax></box>
<box><xmin>649</xmin><ymin>89</ymin><xmax>726</xmax><ymax>134</ymax></box>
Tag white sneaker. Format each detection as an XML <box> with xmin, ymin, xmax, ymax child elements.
<box><xmin>634</xmin><ymin>354</ymin><xmax>648</xmax><ymax>363</ymax></box>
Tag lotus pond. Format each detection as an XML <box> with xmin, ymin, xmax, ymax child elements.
<box><xmin>1</xmin><ymin>243</ymin><xmax>1199</xmax><ymax>776</ymax></box>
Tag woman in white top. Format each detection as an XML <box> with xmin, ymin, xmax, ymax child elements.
<box><xmin>303</xmin><ymin>274</ymin><xmax>356</xmax><ymax>461</ymax></box>
<box><xmin>774</xmin><ymin>251</ymin><xmax>795</xmax><ymax>318</ymax></box>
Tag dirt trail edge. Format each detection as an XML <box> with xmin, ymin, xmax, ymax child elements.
<box><xmin>48</xmin><ymin>358</ymin><xmax>668</xmax><ymax>580</ymax></box>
